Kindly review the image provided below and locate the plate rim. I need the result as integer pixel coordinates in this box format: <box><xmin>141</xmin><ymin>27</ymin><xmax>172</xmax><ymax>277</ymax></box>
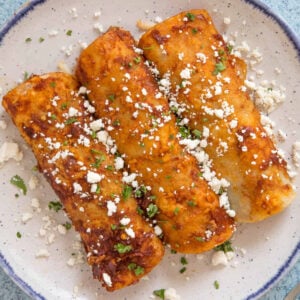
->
<box><xmin>0</xmin><ymin>0</ymin><xmax>299</xmax><ymax>299</ymax></box>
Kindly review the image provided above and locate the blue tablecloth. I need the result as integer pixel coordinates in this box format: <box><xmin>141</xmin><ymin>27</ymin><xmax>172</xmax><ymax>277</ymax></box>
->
<box><xmin>0</xmin><ymin>0</ymin><xmax>299</xmax><ymax>299</ymax></box>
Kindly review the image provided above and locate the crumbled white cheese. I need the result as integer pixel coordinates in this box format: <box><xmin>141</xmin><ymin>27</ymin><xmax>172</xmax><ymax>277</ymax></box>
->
<box><xmin>0</xmin><ymin>142</ymin><xmax>23</xmax><ymax>165</ymax></box>
<box><xmin>107</xmin><ymin>200</ymin><xmax>117</xmax><ymax>216</ymax></box>
<box><xmin>114</xmin><ymin>157</ymin><xmax>124</xmax><ymax>170</ymax></box>
<box><xmin>35</xmin><ymin>249</ymin><xmax>50</xmax><ymax>258</ymax></box>
<box><xmin>87</xmin><ymin>171</ymin><xmax>103</xmax><ymax>183</ymax></box>
<box><xmin>125</xmin><ymin>227</ymin><xmax>135</xmax><ymax>238</ymax></box>
<box><xmin>164</xmin><ymin>288</ymin><xmax>181</xmax><ymax>300</ymax></box>
<box><xmin>211</xmin><ymin>250</ymin><xmax>228</xmax><ymax>266</ymax></box>
<box><xmin>292</xmin><ymin>141</ymin><xmax>300</xmax><ymax>168</ymax></box>
<box><xmin>224</xmin><ymin>17</ymin><xmax>231</xmax><ymax>25</ymax></box>
<box><xmin>21</xmin><ymin>212</ymin><xmax>33</xmax><ymax>224</ymax></box>
<box><xmin>28</xmin><ymin>175</ymin><xmax>39</xmax><ymax>190</ymax></box>
<box><xmin>120</xmin><ymin>217</ymin><xmax>130</xmax><ymax>226</ymax></box>
<box><xmin>102</xmin><ymin>273</ymin><xmax>112</xmax><ymax>287</ymax></box>
<box><xmin>0</xmin><ymin>120</ymin><xmax>7</xmax><ymax>129</ymax></box>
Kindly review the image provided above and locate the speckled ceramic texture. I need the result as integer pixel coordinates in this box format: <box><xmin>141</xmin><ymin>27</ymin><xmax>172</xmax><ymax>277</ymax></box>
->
<box><xmin>0</xmin><ymin>0</ymin><xmax>299</xmax><ymax>299</ymax></box>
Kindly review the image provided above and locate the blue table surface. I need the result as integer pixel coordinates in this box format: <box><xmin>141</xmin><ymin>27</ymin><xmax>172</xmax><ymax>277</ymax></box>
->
<box><xmin>0</xmin><ymin>0</ymin><xmax>299</xmax><ymax>299</ymax></box>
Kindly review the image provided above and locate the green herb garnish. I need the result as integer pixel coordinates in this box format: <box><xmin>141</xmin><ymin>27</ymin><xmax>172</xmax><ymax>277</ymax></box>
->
<box><xmin>10</xmin><ymin>175</ymin><xmax>27</xmax><ymax>195</ymax></box>
<box><xmin>16</xmin><ymin>232</ymin><xmax>22</xmax><ymax>238</ymax></box>
<box><xmin>114</xmin><ymin>243</ymin><xmax>132</xmax><ymax>254</ymax></box>
<box><xmin>214</xmin><ymin>240</ymin><xmax>233</xmax><ymax>253</ymax></box>
<box><xmin>187</xmin><ymin>200</ymin><xmax>196</xmax><ymax>207</ymax></box>
<box><xmin>23</xmin><ymin>71</ymin><xmax>29</xmax><ymax>81</ymax></box>
<box><xmin>186</xmin><ymin>12</ymin><xmax>196</xmax><ymax>21</ymax></box>
<box><xmin>48</xmin><ymin>201</ymin><xmax>63</xmax><ymax>212</ymax></box>
<box><xmin>65</xmin><ymin>117</ymin><xmax>78</xmax><ymax>125</ymax></box>
<box><xmin>214</xmin><ymin>280</ymin><xmax>220</xmax><ymax>289</ymax></box>
<box><xmin>122</xmin><ymin>185</ymin><xmax>132</xmax><ymax>200</ymax></box>
<box><xmin>25</xmin><ymin>37</ymin><xmax>32</xmax><ymax>43</ymax></box>
<box><xmin>147</xmin><ymin>203</ymin><xmax>158</xmax><ymax>218</ymax></box>
<box><xmin>195</xmin><ymin>236</ymin><xmax>204</xmax><ymax>242</ymax></box>
<box><xmin>213</xmin><ymin>62</ymin><xmax>226</xmax><ymax>75</ymax></box>
<box><xmin>192</xmin><ymin>129</ymin><xmax>202</xmax><ymax>139</ymax></box>
<box><xmin>63</xmin><ymin>222</ymin><xmax>72</xmax><ymax>230</ymax></box>
<box><xmin>153</xmin><ymin>289</ymin><xmax>165</xmax><ymax>299</ymax></box>
<box><xmin>134</xmin><ymin>56</ymin><xmax>141</xmax><ymax>64</ymax></box>
<box><xmin>127</xmin><ymin>263</ymin><xmax>144</xmax><ymax>275</ymax></box>
<box><xmin>173</xmin><ymin>207</ymin><xmax>180</xmax><ymax>215</ymax></box>
<box><xmin>180</xmin><ymin>257</ymin><xmax>188</xmax><ymax>265</ymax></box>
<box><xmin>179</xmin><ymin>267</ymin><xmax>187</xmax><ymax>273</ymax></box>
<box><xmin>66</xmin><ymin>30</ymin><xmax>72</xmax><ymax>36</ymax></box>
<box><xmin>135</xmin><ymin>185</ymin><xmax>147</xmax><ymax>198</ymax></box>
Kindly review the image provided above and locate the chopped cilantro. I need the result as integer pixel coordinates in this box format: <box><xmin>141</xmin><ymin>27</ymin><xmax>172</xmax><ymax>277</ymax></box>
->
<box><xmin>25</xmin><ymin>37</ymin><xmax>32</xmax><ymax>43</ymax></box>
<box><xmin>95</xmin><ymin>184</ymin><xmax>101</xmax><ymax>194</ymax></box>
<box><xmin>170</xmin><ymin>249</ymin><xmax>177</xmax><ymax>254</ymax></box>
<box><xmin>111</xmin><ymin>224</ymin><xmax>117</xmax><ymax>230</ymax></box>
<box><xmin>108</xmin><ymin>94</ymin><xmax>115</xmax><ymax>101</ymax></box>
<box><xmin>178</xmin><ymin>125</ymin><xmax>191</xmax><ymax>138</ymax></box>
<box><xmin>49</xmin><ymin>81</ymin><xmax>56</xmax><ymax>88</ymax></box>
<box><xmin>128</xmin><ymin>263</ymin><xmax>144</xmax><ymax>275</ymax></box>
<box><xmin>192</xmin><ymin>27</ymin><xmax>198</xmax><ymax>34</ymax></box>
<box><xmin>192</xmin><ymin>129</ymin><xmax>202</xmax><ymax>138</ymax></box>
<box><xmin>39</xmin><ymin>37</ymin><xmax>45</xmax><ymax>43</ymax></box>
<box><xmin>135</xmin><ymin>185</ymin><xmax>147</xmax><ymax>198</ymax></box>
<box><xmin>66</xmin><ymin>30</ymin><xmax>72</xmax><ymax>36</ymax></box>
<box><xmin>91</xmin><ymin>130</ymin><xmax>97</xmax><ymax>139</ymax></box>
<box><xmin>214</xmin><ymin>240</ymin><xmax>233</xmax><ymax>253</ymax></box>
<box><xmin>153</xmin><ymin>289</ymin><xmax>165</xmax><ymax>299</ymax></box>
<box><xmin>179</xmin><ymin>267</ymin><xmax>187</xmax><ymax>273</ymax></box>
<box><xmin>218</xmin><ymin>187</ymin><xmax>225</xmax><ymax>195</ymax></box>
<box><xmin>10</xmin><ymin>175</ymin><xmax>27</xmax><ymax>195</ymax></box>
<box><xmin>122</xmin><ymin>185</ymin><xmax>132</xmax><ymax>200</ymax></box>
<box><xmin>214</xmin><ymin>280</ymin><xmax>220</xmax><ymax>289</ymax></box>
<box><xmin>63</xmin><ymin>222</ymin><xmax>72</xmax><ymax>230</ymax></box>
<box><xmin>147</xmin><ymin>203</ymin><xmax>158</xmax><ymax>218</ymax></box>
<box><xmin>173</xmin><ymin>207</ymin><xmax>180</xmax><ymax>215</ymax></box>
<box><xmin>134</xmin><ymin>56</ymin><xmax>141</xmax><ymax>64</ymax></box>
<box><xmin>134</xmin><ymin>265</ymin><xmax>144</xmax><ymax>276</ymax></box>
<box><xmin>114</xmin><ymin>243</ymin><xmax>132</xmax><ymax>254</ymax></box>
<box><xmin>65</xmin><ymin>117</ymin><xmax>78</xmax><ymax>125</ymax></box>
<box><xmin>187</xmin><ymin>200</ymin><xmax>196</xmax><ymax>207</ymax></box>
<box><xmin>195</xmin><ymin>236</ymin><xmax>204</xmax><ymax>242</ymax></box>
<box><xmin>50</xmin><ymin>114</ymin><xmax>57</xmax><ymax>120</ymax></box>
<box><xmin>180</xmin><ymin>257</ymin><xmax>188</xmax><ymax>265</ymax></box>
<box><xmin>112</xmin><ymin>119</ymin><xmax>120</xmax><ymax>126</ymax></box>
<box><xmin>61</xmin><ymin>102</ymin><xmax>68</xmax><ymax>110</ymax></box>
<box><xmin>16</xmin><ymin>232</ymin><xmax>22</xmax><ymax>238</ymax></box>
<box><xmin>105</xmin><ymin>165</ymin><xmax>114</xmax><ymax>171</ymax></box>
<box><xmin>91</xmin><ymin>156</ymin><xmax>105</xmax><ymax>168</ymax></box>
<box><xmin>48</xmin><ymin>201</ymin><xmax>63</xmax><ymax>212</ymax></box>
<box><xmin>90</xmin><ymin>149</ymin><xmax>102</xmax><ymax>155</ymax></box>
<box><xmin>186</xmin><ymin>12</ymin><xmax>196</xmax><ymax>21</ymax></box>
<box><xmin>213</xmin><ymin>62</ymin><xmax>226</xmax><ymax>75</ymax></box>
<box><xmin>23</xmin><ymin>71</ymin><xmax>29</xmax><ymax>81</ymax></box>
<box><xmin>136</xmin><ymin>206</ymin><xmax>144</xmax><ymax>215</ymax></box>
<box><xmin>226</xmin><ymin>44</ymin><xmax>233</xmax><ymax>53</ymax></box>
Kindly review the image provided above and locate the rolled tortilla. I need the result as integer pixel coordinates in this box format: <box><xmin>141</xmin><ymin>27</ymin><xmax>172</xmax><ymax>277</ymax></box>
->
<box><xmin>2</xmin><ymin>72</ymin><xmax>164</xmax><ymax>291</ymax></box>
<box><xmin>139</xmin><ymin>9</ymin><xmax>295</xmax><ymax>222</ymax></box>
<box><xmin>76</xmin><ymin>27</ymin><xmax>234</xmax><ymax>253</ymax></box>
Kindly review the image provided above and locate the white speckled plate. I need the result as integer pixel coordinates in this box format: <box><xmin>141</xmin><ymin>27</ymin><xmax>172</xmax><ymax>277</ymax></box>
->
<box><xmin>0</xmin><ymin>1</ymin><xmax>299</xmax><ymax>299</ymax></box>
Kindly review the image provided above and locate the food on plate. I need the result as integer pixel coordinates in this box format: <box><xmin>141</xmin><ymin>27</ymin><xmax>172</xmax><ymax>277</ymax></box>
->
<box><xmin>76</xmin><ymin>27</ymin><xmax>235</xmax><ymax>254</ymax></box>
<box><xmin>138</xmin><ymin>9</ymin><xmax>295</xmax><ymax>222</ymax></box>
<box><xmin>2</xmin><ymin>72</ymin><xmax>164</xmax><ymax>291</ymax></box>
